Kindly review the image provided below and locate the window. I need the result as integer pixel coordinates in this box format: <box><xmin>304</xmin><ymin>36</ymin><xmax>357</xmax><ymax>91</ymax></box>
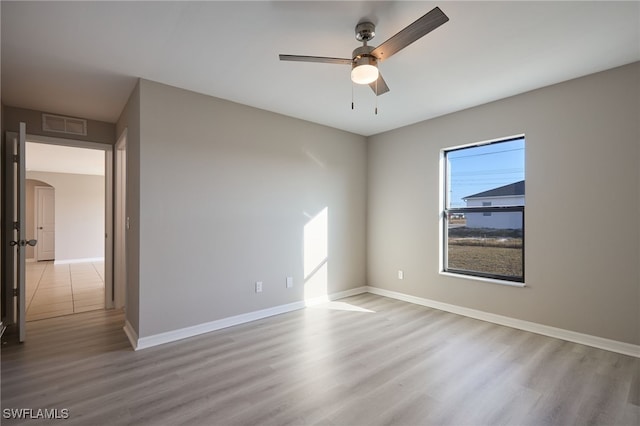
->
<box><xmin>442</xmin><ymin>136</ymin><xmax>525</xmax><ymax>283</ymax></box>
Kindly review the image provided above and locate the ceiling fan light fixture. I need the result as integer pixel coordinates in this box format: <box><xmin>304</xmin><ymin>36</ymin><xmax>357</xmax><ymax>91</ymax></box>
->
<box><xmin>351</xmin><ymin>56</ymin><xmax>379</xmax><ymax>85</ymax></box>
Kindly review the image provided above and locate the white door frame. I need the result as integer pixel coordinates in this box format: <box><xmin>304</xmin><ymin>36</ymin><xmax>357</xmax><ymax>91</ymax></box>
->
<box><xmin>114</xmin><ymin>129</ymin><xmax>127</xmax><ymax>309</ymax></box>
<box><xmin>25</xmin><ymin>133</ymin><xmax>114</xmax><ymax>310</ymax></box>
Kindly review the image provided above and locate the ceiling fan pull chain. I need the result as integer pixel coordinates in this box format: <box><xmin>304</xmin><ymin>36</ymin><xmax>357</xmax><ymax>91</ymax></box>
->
<box><xmin>351</xmin><ymin>83</ymin><xmax>355</xmax><ymax>110</ymax></box>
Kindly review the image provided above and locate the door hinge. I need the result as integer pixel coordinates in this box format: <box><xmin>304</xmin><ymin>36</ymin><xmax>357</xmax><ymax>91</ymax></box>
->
<box><xmin>12</xmin><ymin>154</ymin><xmax>19</xmax><ymax>163</ymax></box>
<box><xmin>13</xmin><ymin>288</ymin><xmax>18</xmax><ymax>297</ymax></box>
<box><xmin>13</xmin><ymin>222</ymin><xmax>20</xmax><ymax>231</ymax></box>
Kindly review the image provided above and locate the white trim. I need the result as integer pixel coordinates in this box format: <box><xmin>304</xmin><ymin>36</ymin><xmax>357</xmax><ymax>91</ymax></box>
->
<box><xmin>54</xmin><ymin>257</ymin><xmax>104</xmax><ymax>265</ymax></box>
<box><xmin>123</xmin><ymin>320</ymin><xmax>139</xmax><ymax>351</ymax></box>
<box><xmin>439</xmin><ymin>271</ymin><xmax>526</xmax><ymax>288</ymax></box>
<box><xmin>26</xmin><ymin>258</ymin><xmax>36</xmax><ymax>263</ymax></box>
<box><xmin>332</xmin><ymin>286</ymin><xmax>368</xmax><ymax>299</ymax></box>
<box><xmin>129</xmin><ymin>286</ymin><xmax>368</xmax><ymax>351</ymax></box>
<box><xmin>304</xmin><ymin>286</ymin><xmax>368</xmax><ymax>307</ymax></box>
<box><xmin>113</xmin><ymin>129</ymin><xmax>127</xmax><ymax>310</ymax></box>
<box><xmin>443</xmin><ymin>133</ymin><xmax>526</xmax><ymax>153</ymax></box>
<box><xmin>135</xmin><ymin>301</ymin><xmax>306</xmax><ymax>350</ymax></box>
<box><xmin>366</xmin><ymin>286</ymin><xmax>640</xmax><ymax>358</ymax></box>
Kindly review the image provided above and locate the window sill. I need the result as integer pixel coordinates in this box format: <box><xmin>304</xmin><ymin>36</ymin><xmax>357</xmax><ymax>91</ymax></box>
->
<box><xmin>439</xmin><ymin>271</ymin><xmax>526</xmax><ymax>288</ymax></box>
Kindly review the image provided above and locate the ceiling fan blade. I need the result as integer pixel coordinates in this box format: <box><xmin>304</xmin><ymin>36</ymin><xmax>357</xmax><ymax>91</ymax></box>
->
<box><xmin>279</xmin><ymin>54</ymin><xmax>352</xmax><ymax>65</ymax></box>
<box><xmin>369</xmin><ymin>73</ymin><xmax>390</xmax><ymax>96</ymax></box>
<box><xmin>371</xmin><ymin>7</ymin><xmax>449</xmax><ymax>61</ymax></box>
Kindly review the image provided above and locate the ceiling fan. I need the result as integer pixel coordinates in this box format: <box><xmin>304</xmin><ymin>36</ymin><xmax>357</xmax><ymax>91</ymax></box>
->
<box><xmin>279</xmin><ymin>6</ymin><xmax>449</xmax><ymax>96</ymax></box>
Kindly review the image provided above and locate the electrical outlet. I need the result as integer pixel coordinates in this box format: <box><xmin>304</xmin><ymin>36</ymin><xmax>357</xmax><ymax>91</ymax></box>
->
<box><xmin>286</xmin><ymin>276</ymin><xmax>293</xmax><ymax>288</ymax></box>
<box><xmin>255</xmin><ymin>281</ymin><xmax>263</xmax><ymax>293</ymax></box>
<box><xmin>398</xmin><ymin>270</ymin><xmax>404</xmax><ymax>280</ymax></box>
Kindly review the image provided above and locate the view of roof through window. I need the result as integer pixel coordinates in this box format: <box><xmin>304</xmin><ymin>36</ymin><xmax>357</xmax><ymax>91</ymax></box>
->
<box><xmin>446</xmin><ymin>137</ymin><xmax>525</xmax><ymax>208</ymax></box>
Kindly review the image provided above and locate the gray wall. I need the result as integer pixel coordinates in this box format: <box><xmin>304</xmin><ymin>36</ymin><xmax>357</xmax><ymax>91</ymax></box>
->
<box><xmin>367</xmin><ymin>62</ymin><xmax>640</xmax><ymax>345</ymax></box>
<box><xmin>131</xmin><ymin>80</ymin><xmax>367</xmax><ymax>338</ymax></box>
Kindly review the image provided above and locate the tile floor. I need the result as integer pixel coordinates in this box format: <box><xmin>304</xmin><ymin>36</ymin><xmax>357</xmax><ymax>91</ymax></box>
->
<box><xmin>25</xmin><ymin>261</ymin><xmax>105</xmax><ymax>321</ymax></box>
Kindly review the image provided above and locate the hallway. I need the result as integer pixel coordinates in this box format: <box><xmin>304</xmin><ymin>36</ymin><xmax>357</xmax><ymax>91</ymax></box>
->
<box><xmin>25</xmin><ymin>261</ymin><xmax>105</xmax><ymax>321</ymax></box>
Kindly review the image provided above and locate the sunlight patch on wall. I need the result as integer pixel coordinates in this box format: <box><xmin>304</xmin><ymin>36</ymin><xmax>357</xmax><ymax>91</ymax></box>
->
<box><xmin>304</xmin><ymin>207</ymin><xmax>328</xmax><ymax>305</ymax></box>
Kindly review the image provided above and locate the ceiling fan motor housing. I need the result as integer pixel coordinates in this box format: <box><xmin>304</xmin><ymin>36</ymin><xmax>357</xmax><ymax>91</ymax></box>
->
<box><xmin>352</xmin><ymin>45</ymin><xmax>377</xmax><ymax>65</ymax></box>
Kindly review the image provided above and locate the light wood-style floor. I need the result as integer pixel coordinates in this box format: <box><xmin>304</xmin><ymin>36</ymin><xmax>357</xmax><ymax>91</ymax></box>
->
<box><xmin>2</xmin><ymin>293</ymin><xmax>638</xmax><ymax>425</ymax></box>
<box><xmin>25</xmin><ymin>261</ymin><xmax>105</xmax><ymax>321</ymax></box>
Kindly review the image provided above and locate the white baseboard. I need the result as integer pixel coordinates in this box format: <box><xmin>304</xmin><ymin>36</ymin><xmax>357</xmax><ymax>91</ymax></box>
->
<box><xmin>130</xmin><ymin>286</ymin><xmax>369</xmax><ymax>351</ymax></box>
<box><xmin>135</xmin><ymin>301</ymin><xmax>305</xmax><ymax>350</ymax></box>
<box><xmin>331</xmin><ymin>286</ymin><xmax>369</xmax><ymax>299</ymax></box>
<box><xmin>54</xmin><ymin>257</ymin><xmax>105</xmax><ymax>265</ymax></box>
<box><xmin>125</xmin><ymin>284</ymin><xmax>638</xmax><ymax>358</ymax></box>
<box><xmin>366</xmin><ymin>286</ymin><xmax>640</xmax><ymax>358</ymax></box>
<box><xmin>304</xmin><ymin>286</ymin><xmax>369</xmax><ymax>307</ymax></box>
<box><xmin>123</xmin><ymin>320</ymin><xmax>139</xmax><ymax>351</ymax></box>
<box><xmin>26</xmin><ymin>258</ymin><xmax>36</xmax><ymax>263</ymax></box>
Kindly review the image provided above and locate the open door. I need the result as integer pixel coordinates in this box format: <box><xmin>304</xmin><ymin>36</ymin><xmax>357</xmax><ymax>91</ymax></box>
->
<box><xmin>2</xmin><ymin>122</ymin><xmax>36</xmax><ymax>342</ymax></box>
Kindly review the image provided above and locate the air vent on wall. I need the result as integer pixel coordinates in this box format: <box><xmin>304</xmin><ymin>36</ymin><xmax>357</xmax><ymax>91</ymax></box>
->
<box><xmin>42</xmin><ymin>113</ymin><xmax>87</xmax><ymax>136</ymax></box>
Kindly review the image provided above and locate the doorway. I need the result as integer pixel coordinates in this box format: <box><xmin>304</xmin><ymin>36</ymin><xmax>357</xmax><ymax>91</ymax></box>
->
<box><xmin>22</xmin><ymin>134</ymin><xmax>115</xmax><ymax>321</ymax></box>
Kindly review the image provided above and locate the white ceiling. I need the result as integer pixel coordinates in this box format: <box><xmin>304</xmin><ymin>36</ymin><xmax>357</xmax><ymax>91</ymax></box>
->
<box><xmin>2</xmin><ymin>1</ymin><xmax>639</xmax><ymax>136</ymax></box>
<box><xmin>26</xmin><ymin>142</ymin><xmax>105</xmax><ymax>176</ymax></box>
